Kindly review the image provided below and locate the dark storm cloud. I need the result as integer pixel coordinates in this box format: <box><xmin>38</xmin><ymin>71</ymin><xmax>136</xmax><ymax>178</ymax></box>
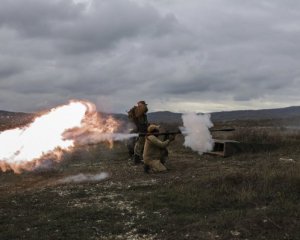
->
<box><xmin>0</xmin><ymin>0</ymin><xmax>179</xmax><ymax>54</ymax></box>
<box><xmin>0</xmin><ymin>0</ymin><xmax>184</xmax><ymax>111</ymax></box>
<box><xmin>0</xmin><ymin>0</ymin><xmax>300</xmax><ymax>112</ymax></box>
<box><xmin>0</xmin><ymin>62</ymin><xmax>23</xmax><ymax>79</ymax></box>
<box><xmin>0</xmin><ymin>0</ymin><xmax>82</xmax><ymax>36</ymax></box>
<box><xmin>141</xmin><ymin>0</ymin><xmax>300</xmax><ymax>107</ymax></box>
<box><xmin>54</xmin><ymin>1</ymin><xmax>166</xmax><ymax>54</ymax></box>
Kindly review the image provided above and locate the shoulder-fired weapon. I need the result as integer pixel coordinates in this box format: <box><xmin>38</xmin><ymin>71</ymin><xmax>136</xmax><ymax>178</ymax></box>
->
<box><xmin>138</xmin><ymin>128</ymin><xmax>235</xmax><ymax>137</ymax></box>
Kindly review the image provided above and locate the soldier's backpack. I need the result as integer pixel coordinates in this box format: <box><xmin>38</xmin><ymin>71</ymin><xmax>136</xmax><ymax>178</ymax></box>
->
<box><xmin>127</xmin><ymin>106</ymin><xmax>138</xmax><ymax>123</ymax></box>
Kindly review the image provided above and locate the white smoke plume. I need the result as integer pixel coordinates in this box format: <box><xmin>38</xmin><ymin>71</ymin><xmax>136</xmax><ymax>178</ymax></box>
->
<box><xmin>68</xmin><ymin>132</ymin><xmax>137</xmax><ymax>146</ymax></box>
<box><xmin>180</xmin><ymin>113</ymin><xmax>214</xmax><ymax>154</ymax></box>
<box><xmin>58</xmin><ymin>172</ymin><xmax>109</xmax><ymax>184</ymax></box>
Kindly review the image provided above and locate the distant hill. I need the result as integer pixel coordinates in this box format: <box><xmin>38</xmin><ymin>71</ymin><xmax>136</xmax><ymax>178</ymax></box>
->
<box><xmin>0</xmin><ymin>110</ymin><xmax>30</xmax><ymax>117</ymax></box>
<box><xmin>0</xmin><ymin>111</ymin><xmax>34</xmax><ymax>130</ymax></box>
<box><xmin>0</xmin><ymin>110</ymin><xmax>33</xmax><ymax>121</ymax></box>
<box><xmin>1</xmin><ymin>106</ymin><xmax>300</xmax><ymax>129</ymax></box>
<box><xmin>210</xmin><ymin>106</ymin><xmax>300</xmax><ymax>122</ymax></box>
<box><xmin>146</xmin><ymin>106</ymin><xmax>300</xmax><ymax>123</ymax></box>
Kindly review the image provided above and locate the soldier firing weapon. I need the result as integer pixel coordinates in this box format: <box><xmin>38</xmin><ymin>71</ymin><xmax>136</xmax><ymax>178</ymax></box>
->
<box><xmin>138</xmin><ymin>128</ymin><xmax>235</xmax><ymax>137</ymax></box>
<box><xmin>138</xmin><ymin>127</ymin><xmax>235</xmax><ymax>169</ymax></box>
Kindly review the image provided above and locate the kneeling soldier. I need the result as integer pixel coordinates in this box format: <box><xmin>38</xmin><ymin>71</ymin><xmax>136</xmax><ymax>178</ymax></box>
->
<box><xmin>143</xmin><ymin>124</ymin><xmax>175</xmax><ymax>173</ymax></box>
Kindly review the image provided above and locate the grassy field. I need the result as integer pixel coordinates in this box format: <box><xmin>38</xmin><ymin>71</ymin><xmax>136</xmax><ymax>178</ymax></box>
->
<box><xmin>0</xmin><ymin>122</ymin><xmax>299</xmax><ymax>240</ymax></box>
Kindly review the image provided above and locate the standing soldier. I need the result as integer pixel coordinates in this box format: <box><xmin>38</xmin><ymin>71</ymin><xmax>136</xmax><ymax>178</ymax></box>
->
<box><xmin>127</xmin><ymin>100</ymin><xmax>149</xmax><ymax>164</ymax></box>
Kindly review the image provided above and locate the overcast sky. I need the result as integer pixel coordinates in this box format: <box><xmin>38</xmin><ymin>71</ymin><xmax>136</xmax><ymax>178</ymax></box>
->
<box><xmin>0</xmin><ymin>0</ymin><xmax>299</xmax><ymax>113</ymax></box>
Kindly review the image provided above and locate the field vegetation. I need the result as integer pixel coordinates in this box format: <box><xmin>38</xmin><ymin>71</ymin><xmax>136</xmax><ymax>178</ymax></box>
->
<box><xmin>0</xmin><ymin>119</ymin><xmax>299</xmax><ymax>240</ymax></box>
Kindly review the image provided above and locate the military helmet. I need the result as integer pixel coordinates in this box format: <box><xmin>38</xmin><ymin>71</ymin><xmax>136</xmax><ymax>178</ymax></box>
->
<box><xmin>137</xmin><ymin>100</ymin><xmax>147</xmax><ymax>105</ymax></box>
<box><xmin>147</xmin><ymin>124</ymin><xmax>160</xmax><ymax>133</ymax></box>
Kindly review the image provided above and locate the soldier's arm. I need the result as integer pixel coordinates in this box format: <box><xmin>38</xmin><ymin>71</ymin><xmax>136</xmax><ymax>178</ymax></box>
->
<box><xmin>147</xmin><ymin>135</ymin><xmax>170</xmax><ymax>149</ymax></box>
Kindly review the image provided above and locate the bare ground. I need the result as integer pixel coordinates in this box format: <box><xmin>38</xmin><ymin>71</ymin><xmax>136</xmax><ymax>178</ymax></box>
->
<box><xmin>0</xmin><ymin>130</ymin><xmax>300</xmax><ymax>240</ymax></box>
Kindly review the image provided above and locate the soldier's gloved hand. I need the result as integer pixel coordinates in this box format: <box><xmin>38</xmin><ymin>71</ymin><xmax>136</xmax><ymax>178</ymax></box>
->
<box><xmin>163</xmin><ymin>133</ymin><xmax>169</xmax><ymax>141</ymax></box>
<box><xmin>168</xmin><ymin>134</ymin><xmax>176</xmax><ymax>141</ymax></box>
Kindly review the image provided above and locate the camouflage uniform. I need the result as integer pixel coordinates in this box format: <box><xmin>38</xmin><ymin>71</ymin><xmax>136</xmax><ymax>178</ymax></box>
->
<box><xmin>132</xmin><ymin>101</ymin><xmax>149</xmax><ymax>163</ymax></box>
<box><xmin>143</xmin><ymin>134</ymin><xmax>171</xmax><ymax>173</ymax></box>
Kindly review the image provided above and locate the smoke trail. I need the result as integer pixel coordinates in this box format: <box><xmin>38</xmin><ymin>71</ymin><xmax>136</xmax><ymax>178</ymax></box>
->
<box><xmin>69</xmin><ymin>132</ymin><xmax>137</xmax><ymax>145</ymax></box>
<box><xmin>180</xmin><ymin>113</ymin><xmax>214</xmax><ymax>154</ymax></box>
<box><xmin>62</xmin><ymin>109</ymin><xmax>136</xmax><ymax>146</ymax></box>
<box><xmin>58</xmin><ymin>172</ymin><xmax>109</xmax><ymax>183</ymax></box>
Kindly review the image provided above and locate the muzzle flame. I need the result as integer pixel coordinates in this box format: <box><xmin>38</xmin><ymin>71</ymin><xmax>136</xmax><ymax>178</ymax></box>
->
<box><xmin>0</xmin><ymin>100</ymin><xmax>119</xmax><ymax>173</ymax></box>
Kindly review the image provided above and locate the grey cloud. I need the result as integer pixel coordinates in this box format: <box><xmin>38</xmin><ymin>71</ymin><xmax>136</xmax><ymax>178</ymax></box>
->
<box><xmin>0</xmin><ymin>0</ymin><xmax>82</xmax><ymax>36</ymax></box>
<box><xmin>161</xmin><ymin>71</ymin><xmax>238</xmax><ymax>95</ymax></box>
<box><xmin>0</xmin><ymin>0</ymin><xmax>300</xmax><ymax>113</ymax></box>
<box><xmin>55</xmin><ymin>1</ymin><xmax>180</xmax><ymax>54</ymax></box>
<box><xmin>0</xmin><ymin>0</ymin><xmax>180</xmax><ymax>54</ymax></box>
<box><xmin>0</xmin><ymin>62</ymin><xmax>23</xmax><ymax>79</ymax></box>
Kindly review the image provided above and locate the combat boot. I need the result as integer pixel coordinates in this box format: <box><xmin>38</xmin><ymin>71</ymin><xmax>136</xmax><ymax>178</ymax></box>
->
<box><xmin>144</xmin><ymin>164</ymin><xmax>150</xmax><ymax>173</ymax></box>
<box><xmin>133</xmin><ymin>154</ymin><xmax>142</xmax><ymax>164</ymax></box>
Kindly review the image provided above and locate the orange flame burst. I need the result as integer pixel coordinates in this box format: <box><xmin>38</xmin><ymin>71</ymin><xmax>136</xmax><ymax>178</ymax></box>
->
<box><xmin>0</xmin><ymin>100</ymin><xmax>119</xmax><ymax>173</ymax></box>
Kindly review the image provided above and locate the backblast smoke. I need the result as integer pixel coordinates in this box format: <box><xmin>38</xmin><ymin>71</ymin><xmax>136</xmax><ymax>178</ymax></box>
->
<box><xmin>180</xmin><ymin>113</ymin><xmax>214</xmax><ymax>154</ymax></box>
<box><xmin>0</xmin><ymin>100</ymin><xmax>133</xmax><ymax>173</ymax></box>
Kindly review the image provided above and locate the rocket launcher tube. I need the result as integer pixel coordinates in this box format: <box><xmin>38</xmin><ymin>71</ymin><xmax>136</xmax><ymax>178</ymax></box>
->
<box><xmin>138</xmin><ymin>128</ymin><xmax>235</xmax><ymax>136</ymax></box>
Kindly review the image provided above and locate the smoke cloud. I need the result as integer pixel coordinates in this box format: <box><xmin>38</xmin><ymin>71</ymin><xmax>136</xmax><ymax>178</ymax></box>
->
<box><xmin>58</xmin><ymin>172</ymin><xmax>109</xmax><ymax>184</ymax></box>
<box><xmin>62</xmin><ymin>103</ymin><xmax>136</xmax><ymax>146</ymax></box>
<box><xmin>181</xmin><ymin>113</ymin><xmax>214</xmax><ymax>154</ymax></box>
<box><xmin>70</xmin><ymin>132</ymin><xmax>137</xmax><ymax>146</ymax></box>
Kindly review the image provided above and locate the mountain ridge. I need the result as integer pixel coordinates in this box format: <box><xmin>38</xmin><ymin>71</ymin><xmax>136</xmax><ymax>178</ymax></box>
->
<box><xmin>145</xmin><ymin>106</ymin><xmax>300</xmax><ymax>123</ymax></box>
<box><xmin>1</xmin><ymin>106</ymin><xmax>300</xmax><ymax>124</ymax></box>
